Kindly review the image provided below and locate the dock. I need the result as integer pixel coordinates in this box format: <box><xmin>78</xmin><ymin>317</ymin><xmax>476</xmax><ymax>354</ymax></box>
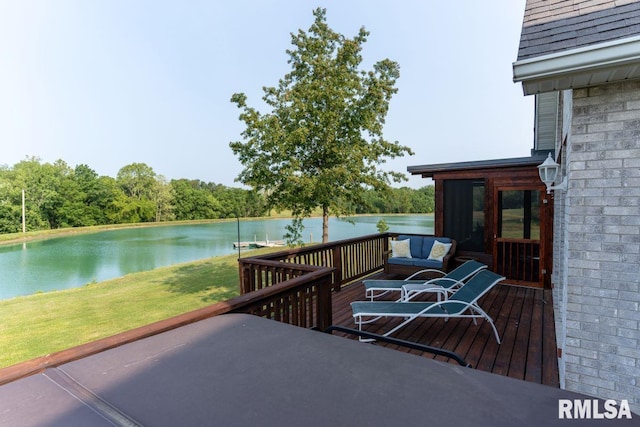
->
<box><xmin>233</xmin><ymin>236</ymin><xmax>285</xmax><ymax>249</ymax></box>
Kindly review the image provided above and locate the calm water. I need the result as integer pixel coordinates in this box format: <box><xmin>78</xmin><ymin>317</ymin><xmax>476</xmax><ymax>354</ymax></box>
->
<box><xmin>0</xmin><ymin>215</ymin><xmax>433</xmax><ymax>300</ymax></box>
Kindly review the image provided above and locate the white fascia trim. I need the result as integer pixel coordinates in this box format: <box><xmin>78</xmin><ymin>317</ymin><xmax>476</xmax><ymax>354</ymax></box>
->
<box><xmin>513</xmin><ymin>34</ymin><xmax>640</xmax><ymax>83</ymax></box>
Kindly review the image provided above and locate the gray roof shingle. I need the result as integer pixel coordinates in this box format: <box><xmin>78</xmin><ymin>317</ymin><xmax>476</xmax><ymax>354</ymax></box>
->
<box><xmin>518</xmin><ymin>0</ymin><xmax>640</xmax><ymax>60</ymax></box>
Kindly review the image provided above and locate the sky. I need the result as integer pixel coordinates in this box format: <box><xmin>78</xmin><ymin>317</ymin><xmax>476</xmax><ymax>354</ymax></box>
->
<box><xmin>0</xmin><ymin>1</ymin><xmax>532</xmax><ymax>189</ymax></box>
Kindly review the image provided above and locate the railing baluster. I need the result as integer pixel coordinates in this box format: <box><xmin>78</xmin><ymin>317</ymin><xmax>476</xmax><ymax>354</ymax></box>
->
<box><xmin>234</xmin><ymin>233</ymin><xmax>390</xmax><ymax>330</ymax></box>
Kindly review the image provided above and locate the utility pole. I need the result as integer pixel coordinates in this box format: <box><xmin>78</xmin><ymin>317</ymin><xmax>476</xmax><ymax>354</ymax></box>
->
<box><xmin>22</xmin><ymin>189</ymin><xmax>26</xmax><ymax>233</ymax></box>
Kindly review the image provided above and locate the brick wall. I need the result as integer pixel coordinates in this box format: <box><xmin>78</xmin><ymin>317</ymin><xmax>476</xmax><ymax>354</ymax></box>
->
<box><xmin>560</xmin><ymin>80</ymin><xmax>640</xmax><ymax>411</ymax></box>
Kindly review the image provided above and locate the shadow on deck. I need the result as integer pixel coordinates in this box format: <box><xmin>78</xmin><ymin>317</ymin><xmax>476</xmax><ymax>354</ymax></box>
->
<box><xmin>331</xmin><ymin>274</ymin><xmax>560</xmax><ymax>388</ymax></box>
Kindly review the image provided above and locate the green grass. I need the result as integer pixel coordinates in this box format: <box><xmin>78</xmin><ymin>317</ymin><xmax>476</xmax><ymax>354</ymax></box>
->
<box><xmin>0</xmin><ymin>247</ymin><xmax>278</xmax><ymax>369</ymax></box>
<box><xmin>500</xmin><ymin>208</ymin><xmax>541</xmax><ymax>239</ymax></box>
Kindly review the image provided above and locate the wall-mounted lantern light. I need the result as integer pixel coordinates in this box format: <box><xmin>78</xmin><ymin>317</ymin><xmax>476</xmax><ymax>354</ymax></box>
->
<box><xmin>538</xmin><ymin>153</ymin><xmax>567</xmax><ymax>194</ymax></box>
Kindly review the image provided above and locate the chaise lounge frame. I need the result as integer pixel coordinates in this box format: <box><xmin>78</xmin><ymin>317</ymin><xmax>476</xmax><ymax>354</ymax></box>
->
<box><xmin>352</xmin><ymin>270</ymin><xmax>505</xmax><ymax>344</ymax></box>
<box><xmin>363</xmin><ymin>260</ymin><xmax>487</xmax><ymax>301</ymax></box>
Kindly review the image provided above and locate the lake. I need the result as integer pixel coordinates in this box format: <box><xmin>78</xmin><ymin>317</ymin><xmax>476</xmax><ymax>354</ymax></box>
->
<box><xmin>0</xmin><ymin>215</ymin><xmax>433</xmax><ymax>300</ymax></box>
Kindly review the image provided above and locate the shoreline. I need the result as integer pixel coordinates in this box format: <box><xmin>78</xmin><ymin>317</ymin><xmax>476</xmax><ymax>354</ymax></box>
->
<box><xmin>0</xmin><ymin>212</ymin><xmax>431</xmax><ymax>247</ymax></box>
<box><xmin>0</xmin><ymin>219</ymin><xmax>235</xmax><ymax>246</ymax></box>
<box><xmin>0</xmin><ymin>212</ymin><xmax>433</xmax><ymax>300</ymax></box>
<box><xmin>0</xmin><ymin>217</ymin><xmax>265</xmax><ymax>247</ymax></box>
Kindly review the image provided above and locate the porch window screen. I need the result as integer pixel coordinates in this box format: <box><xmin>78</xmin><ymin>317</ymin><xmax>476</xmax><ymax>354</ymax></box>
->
<box><xmin>443</xmin><ymin>180</ymin><xmax>485</xmax><ymax>252</ymax></box>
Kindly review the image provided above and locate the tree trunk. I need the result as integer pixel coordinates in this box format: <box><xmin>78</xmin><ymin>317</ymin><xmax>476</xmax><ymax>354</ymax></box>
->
<box><xmin>322</xmin><ymin>205</ymin><xmax>329</xmax><ymax>243</ymax></box>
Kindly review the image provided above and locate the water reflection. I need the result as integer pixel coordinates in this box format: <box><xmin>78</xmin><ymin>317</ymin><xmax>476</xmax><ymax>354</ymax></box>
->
<box><xmin>0</xmin><ymin>215</ymin><xmax>433</xmax><ymax>299</ymax></box>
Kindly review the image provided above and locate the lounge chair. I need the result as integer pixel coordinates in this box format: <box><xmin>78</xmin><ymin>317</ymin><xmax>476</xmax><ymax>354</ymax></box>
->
<box><xmin>362</xmin><ymin>260</ymin><xmax>487</xmax><ymax>301</ymax></box>
<box><xmin>351</xmin><ymin>270</ymin><xmax>505</xmax><ymax>344</ymax></box>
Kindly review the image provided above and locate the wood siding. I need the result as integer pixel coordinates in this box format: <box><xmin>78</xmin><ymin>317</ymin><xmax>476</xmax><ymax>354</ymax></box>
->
<box><xmin>431</xmin><ymin>166</ymin><xmax>554</xmax><ymax>288</ymax></box>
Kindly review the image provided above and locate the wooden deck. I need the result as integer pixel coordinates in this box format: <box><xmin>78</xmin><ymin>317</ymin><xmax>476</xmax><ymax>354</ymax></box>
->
<box><xmin>331</xmin><ymin>275</ymin><xmax>560</xmax><ymax>388</ymax></box>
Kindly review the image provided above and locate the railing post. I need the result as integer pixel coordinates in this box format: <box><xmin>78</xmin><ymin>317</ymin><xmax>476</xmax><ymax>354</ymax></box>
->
<box><xmin>317</xmin><ymin>276</ymin><xmax>333</xmax><ymax>332</ymax></box>
<box><xmin>332</xmin><ymin>246</ymin><xmax>342</xmax><ymax>292</ymax></box>
<box><xmin>238</xmin><ymin>260</ymin><xmax>245</xmax><ymax>294</ymax></box>
<box><xmin>382</xmin><ymin>232</ymin><xmax>390</xmax><ymax>274</ymax></box>
<box><xmin>238</xmin><ymin>261</ymin><xmax>253</xmax><ymax>294</ymax></box>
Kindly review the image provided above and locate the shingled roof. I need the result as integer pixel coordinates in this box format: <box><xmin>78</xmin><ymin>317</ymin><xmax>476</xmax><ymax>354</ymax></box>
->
<box><xmin>513</xmin><ymin>0</ymin><xmax>640</xmax><ymax>94</ymax></box>
<box><xmin>518</xmin><ymin>0</ymin><xmax>640</xmax><ymax>60</ymax></box>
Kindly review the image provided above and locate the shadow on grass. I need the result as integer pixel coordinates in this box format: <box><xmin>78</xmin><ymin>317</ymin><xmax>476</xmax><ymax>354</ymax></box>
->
<box><xmin>158</xmin><ymin>262</ymin><xmax>240</xmax><ymax>303</ymax></box>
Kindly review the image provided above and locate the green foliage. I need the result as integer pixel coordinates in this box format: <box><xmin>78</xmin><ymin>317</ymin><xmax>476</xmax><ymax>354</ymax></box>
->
<box><xmin>0</xmin><ymin>158</ymin><xmax>268</xmax><ymax>233</ymax></box>
<box><xmin>355</xmin><ymin>185</ymin><xmax>435</xmax><ymax>214</ymax></box>
<box><xmin>154</xmin><ymin>175</ymin><xmax>174</xmax><ymax>222</ymax></box>
<box><xmin>283</xmin><ymin>217</ymin><xmax>305</xmax><ymax>246</ymax></box>
<box><xmin>0</xmin><ymin>166</ymin><xmax>21</xmax><ymax>233</ymax></box>
<box><xmin>230</xmin><ymin>8</ymin><xmax>413</xmax><ymax>243</ymax></box>
<box><xmin>116</xmin><ymin>162</ymin><xmax>157</xmax><ymax>200</ymax></box>
<box><xmin>0</xmin><ymin>156</ymin><xmax>433</xmax><ymax>234</ymax></box>
<box><xmin>170</xmin><ymin>179</ymin><xmax>222</xmax><ymax>220</ymax></box>
<box><xmin>376</xmin><ymin>218</ymin><xmax>389</xmax><ymax>233</ymax></box>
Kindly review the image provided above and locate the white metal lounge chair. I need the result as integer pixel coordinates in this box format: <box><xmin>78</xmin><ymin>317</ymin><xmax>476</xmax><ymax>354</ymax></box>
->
<box><xmin>351</xmin><ymin>270</ymin><xmax>505</xmax><ymax>344</ymax></box>
<box><xmin>362</xmin><ymin>260</ymin><xmax>487</xmax><ymax>301</ymax></box>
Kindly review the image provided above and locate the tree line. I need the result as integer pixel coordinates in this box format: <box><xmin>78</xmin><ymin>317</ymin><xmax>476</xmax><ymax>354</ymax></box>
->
<box><xmin>0</xmin><ymin>157</ymin><xmax>434</xmax><ymax>234</ymax></box>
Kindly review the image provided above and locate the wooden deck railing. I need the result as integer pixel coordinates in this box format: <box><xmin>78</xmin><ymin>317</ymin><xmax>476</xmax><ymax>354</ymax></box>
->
<box><xmin>234</xmin><ymin>261</ymin><xmax>334</xmax><ymax>330</ymax></box>
<box><xmin>239</xmin><ymin>233</ymin><xmax>389</xmax><ymax>293</ymax></box>
<box><xmin>495</xmin><ymin>238</ymin><xmax>541</xmax><ymax>286</ymax></box>
<box><xmin>0</xmin><ymin>264</ymin><xmax>335</xmax><ymax>386</ymax></box>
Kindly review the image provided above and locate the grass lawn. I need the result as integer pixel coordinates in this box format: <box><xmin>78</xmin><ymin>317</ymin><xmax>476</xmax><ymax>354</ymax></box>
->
<box><xmin>0</xmin><ymin>247</ymin><xmax>277</xmax><ymax>369</ymax></box>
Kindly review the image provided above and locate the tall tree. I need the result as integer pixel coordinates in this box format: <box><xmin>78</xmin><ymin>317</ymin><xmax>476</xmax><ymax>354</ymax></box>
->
<box><xmin>12</xmin><ymin>157</ymin><xmax>60</xmax><ymax>230</ymax></box>
<box><xmin>115</xmin><ymin>163</ymin><xmax>157</xmax><ymax>222</ymax></box>
<box><xmin>170</xmin><ymin>179</ymin><xmax>221</xmax><ymax>220</ymax></box>
<box><xmin>230</xmin><ymin>8</ymin><xmax>413</xmax><ymax>243</ymax></box>
<box><xmin>0</xmin><ymin>166</ymin><xmax>22</xmax><ymax>233</ymax></box>
<box><xmin>116</xmin><ymin>163</ymin><xmax>157</xmax><ymax>201</ymax></box>
<box><xmin>154</xmin><ymin>175</ymin><xmax>174</xmax><ymax>222</ymax></box>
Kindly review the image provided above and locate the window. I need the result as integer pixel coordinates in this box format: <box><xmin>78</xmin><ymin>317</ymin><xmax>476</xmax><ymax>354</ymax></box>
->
<box><xmin>443</xmin><ymin>180</ymin><xmax>485</xmax><ymax>252</ymax></box>
<box><xmin>498</xmin><ymin>190</ymin><xmax>540</xmax><ymax>240</ymax></box>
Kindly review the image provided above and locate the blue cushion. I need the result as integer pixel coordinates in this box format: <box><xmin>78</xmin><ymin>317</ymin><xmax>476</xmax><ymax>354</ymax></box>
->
<box><xmin>421</xmin><ymin>238</ymin><xmax>435</xmax><ymax>259</ymax></box>
<box><xmin>387</xmin><ymin>257</ymin><xmax>416</xmax><ymax>266</ymax></box>
<box><xmin>397</xmin><ymin>235</ymin><xmax>424</xmax><ymax>258</ymax></box>
<box><xmin>411</xmin><ymin>258</ymin><xmax>443</xmax><ymax>269</ymax></box>
<box><xmin>388</xmin><ymin>257</ymin><xmax>443</xmax><ymax>269</ymax></box>
<box><xmin>391</xmin><ymin>235</ymin><xmax>452</xmax><ymax>272</ymax></box>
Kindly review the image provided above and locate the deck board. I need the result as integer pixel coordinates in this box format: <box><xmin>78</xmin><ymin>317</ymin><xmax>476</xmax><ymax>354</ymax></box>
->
<box><xmin>332</xmin><ymin>274</ymin><xmax>560</xmax><ymax>388</ymax></box>
<box><xmin>525</xmin><ymin>289</ymin><xmax>544</xmax><ymax>383</ymax></box>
